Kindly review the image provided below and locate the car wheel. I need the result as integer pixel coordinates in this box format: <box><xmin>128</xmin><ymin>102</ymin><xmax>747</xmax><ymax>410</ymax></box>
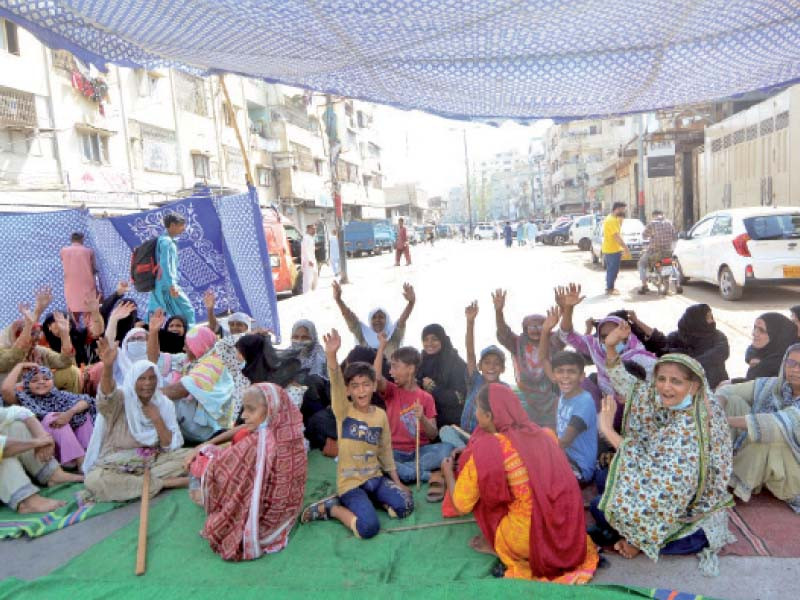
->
<box><xmin>578</xmin><ymin>238</ymin><xmax>591</xmax><ymax>251</ymax></box>
<box><xmin>554</xmin><ymin>234</ymin><xmax>566</xmax><ymax>245</ymax></box>
<box><xmin>719</xmin><ymin>266</ymin><xmax>744</xmax><ymax>301</ymax></box>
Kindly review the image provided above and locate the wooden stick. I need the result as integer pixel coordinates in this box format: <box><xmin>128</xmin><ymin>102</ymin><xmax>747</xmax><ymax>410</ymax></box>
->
<box><xmin>415</xmin><ymin>417</ymin><xmax>421</xmax><ymax>491</ymax></box>
<box><xmin>451</xmin><ymin>425</ymin><xmax>471</xmax><ymax>439</ymax></box>
<box><xmin>135</xmin><ymin>466</ymin><xmax>151</xmax><ymax>576</ymax></box>
<box><xmin>218</xmin><ymin>74</ymin><xmax>254</xmax><ymax>188</ymax></box>
<box><xmin>385</xmin><ymin>518</ymin><xmax>476</xmax><ymax>533</ymax></box>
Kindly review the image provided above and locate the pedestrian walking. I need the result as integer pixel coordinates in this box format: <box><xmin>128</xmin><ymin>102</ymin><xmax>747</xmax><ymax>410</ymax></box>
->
<box><xmin>329</xmin><ymin>227</ymin><xmax>341</xmax><ymax>277</ymax></box>
<box><xmin>503</xmin><ymin>221</ymin><xmax>513</xmax><ymax>248</ymax></box>
<box><xmin>301</xmin><ymin>224</ymin><xmax>319</xmax><ymax>294</ymax></box>
<box><xmin>395</xmin><ymin>218</ymin><xmax>411</xmax><ymax>266</ymax></box>
<box><xmin>146</xmin><ymin>213</ymin><xmax>195</xmax><ymax>325</ymax></box>
<box><xmin>60</xmin><ymin>232</ymin><xmax>98</xmax><ymax>320</ymax></box>
<box><xmin>516</xmin><ymin>221</ymin><xmax>526</xmax><ymax>246</ymax></box>
<box><xmin>526</xmin><ymin>219</ymin><xmax>538</xmax><ymax>248</ymax></box>
<box><xmin>601</xmin><ymin>203</ymin><xmax>629</xmax><ymax>295</ymax></box>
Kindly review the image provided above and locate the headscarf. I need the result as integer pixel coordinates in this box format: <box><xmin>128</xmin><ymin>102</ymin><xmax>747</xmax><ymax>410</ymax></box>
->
<box><xmin>16</xmin><ymin>365</ymin><xmax>95</xmax><ymax>428</ymax></box>
<box><xmin>599</xmin><ymin>354</ymin><xmax>733</xmax><ymax>569</ymax></box>
<box><xmin>459</xmin><ymin>384</ymin><xmax>586</xmax><ymax>579</ymax></box>
<box><xmin>746</xmin><ymin>313</ymin><xmax>799</xmax><ymax>380</ymax></box>
<box><xmin>201</xmin><ymin>383</ymin><xmax>307</xmax><ymax>561</ymax></box>
<box><xmin>159</xmin><ymin>315</ymin><xmax>188</xmax><ymax>354</ymax></box>
<box><xmin>585</xmin><ymin>316</ymin><xmax>656</xmax><ymax>396</ymax></box>
<box><xmin>185</xmin><ymin>326</ymin><xmax>217</xmax><ymax>359</ymax></box>
<box><xmin>418</xmin><ymin>324</ymin><xmax>468</xmax><ymax>426</ymax></box>
<box><xmin>83</xmin><ymin>360</ymin><xmax>183</xmax><ymax>473</ymax></box>
<box><xmin>228</xmin><ymin>312</ymin><xmax>252</xmax><ymax>330</ymax></box>
<box><xmin>359</xmin><ymin>307</ymin><xmax>395</xmax><ymax>349</ymax></box>
<box><xmin>734</xmin><ymin>343</ymin><xmax>800</xmax><ymax>463</ymax></box>
<box><xmin>676</xmin><ymin>304</ymin><xmax>716</xmax><ymax>346</ymax></box>
<box><xmin>41</xmin><ymin>313</ymin><xmax>92</xmax><ymax>366</ymax></box>
<box><xmin>113</xmin><ymin>328</ymin><xmax>150</xmax><ymax>385</ymax></box>
<box><xmin>291</xmin><ymin>319</ymin><xmax>327</xmax><ymax>378</ymax></box>
<box><xmin>236</xmin><ymin>334</ymin><xmax>301</xmax><ymax>387</ymax></box>
<box><xmin>418</xmin><ymin>324</ymin><xmax>463</xmax><ymax>384</ymax></box>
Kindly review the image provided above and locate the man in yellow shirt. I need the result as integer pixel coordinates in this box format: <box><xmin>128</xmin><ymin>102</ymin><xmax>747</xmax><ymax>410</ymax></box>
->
<box><xmin>601</xmin><ymin>203</ymin><xmax>630</xmax><ymax>295</ymax></box>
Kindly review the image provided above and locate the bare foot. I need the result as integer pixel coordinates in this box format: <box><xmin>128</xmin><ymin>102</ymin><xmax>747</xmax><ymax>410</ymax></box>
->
<box><xmin>469</xmin><ymin>534</ymin><xmax>498</xmax><ymax>557</ymax></box>
<box><xmin>48</xmin><ymin>468</ymin><xmax>84</xmax><ymax>486</ymax></box>
<box><xmin>188</xmin><ymin>488</ymin><xmax>204</xmax><ymax>506</ymax></box>
<box><xmin>18</xmin><ymin>494</ymin><xmax>66</xmax><ymax>514</ymax></box>
<box><xmin>613</xmin><ymin>539</ymin><xmax>641</xmax><ymax>559</ymax></box>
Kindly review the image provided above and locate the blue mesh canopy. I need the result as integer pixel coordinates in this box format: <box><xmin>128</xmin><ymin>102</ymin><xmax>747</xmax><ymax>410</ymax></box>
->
<box><xmin>1</xmin><ymin>0</ymin><xmax>799</xmax><ymax>119</ymax></box>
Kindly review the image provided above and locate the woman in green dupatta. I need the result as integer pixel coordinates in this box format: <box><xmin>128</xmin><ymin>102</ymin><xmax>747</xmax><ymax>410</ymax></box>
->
<box><xmin>592</xmin><ymin>322</ymin><xmax>734</xmax><ymax>576</ymax></box>
<box><xmin>718</xmin><ymin>342</ymin><xmax>800</xmax><ymax>512</ymax></box>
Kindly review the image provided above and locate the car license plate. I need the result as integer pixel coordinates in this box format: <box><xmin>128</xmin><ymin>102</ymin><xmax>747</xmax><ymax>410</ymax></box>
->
<box><xmin>783</xmin><ymin>265</ymin><xmax>800</xmax><ymax>278</ymax></box>
<box><xmin>660</xmin><ymin>266</ymin><xmax>673</xmax><ymax>276</ymax></box>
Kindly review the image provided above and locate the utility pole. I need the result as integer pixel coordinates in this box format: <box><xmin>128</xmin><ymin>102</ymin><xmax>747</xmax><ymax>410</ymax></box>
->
<box><xmin>637</xmin><ymin>113</ymin><xmax>646</xmax><ymax>221</ymax></box>
<box><xmin>323</xmin><ymin>95</ymin><xmax>348</xmax><ymax>283</ymax></box>
<box><xmin>463</xmin><ymin>129</ymin><xmax>473</xmax><ymax>233</ymax></box>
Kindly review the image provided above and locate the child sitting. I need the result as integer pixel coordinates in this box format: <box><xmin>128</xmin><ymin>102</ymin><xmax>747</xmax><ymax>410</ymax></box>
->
<box><xmin>301</xmin><ymin>329</ymin><xmax>412</xmax><ymax>539</ymax></box>
<box><xmin>440</xmin><ymin>301</ymin><xmax>508</xmax><ymax>450</ymax></box>
<box><xmin>540</xmin><ymin>307</ymin><xmax>598</xmax><ymax>484</ymax></box>
<box><xmin>375</xmin><ymin>334</ymin><xmax>453</xmax><ymax>501</ymax></box>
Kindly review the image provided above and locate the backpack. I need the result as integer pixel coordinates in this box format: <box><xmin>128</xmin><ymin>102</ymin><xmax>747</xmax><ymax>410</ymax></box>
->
<box><xmin>130</xmin><ymin>238</ymin><xmax>160</xmax><ymax>292</ymax></box>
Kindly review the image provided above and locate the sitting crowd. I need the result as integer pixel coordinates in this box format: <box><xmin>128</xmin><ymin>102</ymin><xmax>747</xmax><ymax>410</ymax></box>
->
<box><xmin>1</xmin><ymin>278</ymin><xmax>799</xmax><ymax>584</ymax></box>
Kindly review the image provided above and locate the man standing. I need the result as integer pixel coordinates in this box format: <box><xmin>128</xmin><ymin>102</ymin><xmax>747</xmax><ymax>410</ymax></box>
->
<box><xmin>503</xmin><ymin>221</ymin><xmax>513</xmax><ymax>248</ymax></box>
<box><xmin>601</xmin><ymin>202</ymin><xmax>630</xmax><ymax>295</ymax></box>
<box><xmin>329</xmin><ymin>227</ymin><xmax>341</xmax><ymax>277</ymax></box>
<box><xmin>147</xmin><ymin>213</ymin><xmax>195</xmax><ymax>325</ymax></box>
<box><xmin>526</xmin><ymin>219</ymin><xmax>538</xmax><ymax>248</ymax></box>
<box><xmin>301</xmin><ymin>224</ymin><xmax>319</xmax><ymax>294</ymax></box>
<box><xmin>395</xmin><ymin>218</ymin><xmax>411</xmax><ymax>266</ymax></box>
<box><xmin>60</xmin><ymin>232</ymin><xmax>98</xmax><ymax>319</ymax></box>
<box><xmin>638</xmin><ymin>209</ymin><xmax>677</xmax><ymax>295</ymax></box>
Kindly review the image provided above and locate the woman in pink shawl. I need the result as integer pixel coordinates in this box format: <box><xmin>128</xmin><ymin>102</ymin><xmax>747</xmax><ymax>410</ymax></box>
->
<box><xmin>186</xmin><ymin>383</ymin><xmax>307</xmax><ymax>561</ymax></box>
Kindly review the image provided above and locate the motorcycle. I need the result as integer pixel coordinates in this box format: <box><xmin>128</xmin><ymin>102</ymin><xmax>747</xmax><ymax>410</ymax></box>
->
<box><xmin>645</xmin><ymin>254</ymin><xmax>683</xmax><ymax>296</ymax></box>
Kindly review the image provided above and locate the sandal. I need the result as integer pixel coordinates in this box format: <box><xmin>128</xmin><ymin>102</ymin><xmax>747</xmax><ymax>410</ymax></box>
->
<box><xmin>300</xmin><ymin>495</ymin><xmax>340</xmax><ymax>523</ymax></box>
<box><xmin>427</xmin><ymin>471</ymin><xmax>445</xmax><ymax>503</ymax></box>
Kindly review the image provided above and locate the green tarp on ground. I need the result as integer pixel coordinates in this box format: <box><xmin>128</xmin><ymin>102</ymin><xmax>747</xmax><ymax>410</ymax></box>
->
<box><xmin>0</xmin><ymin>452</ymin><xmax>697</xmax><ymax>599</ymax></box>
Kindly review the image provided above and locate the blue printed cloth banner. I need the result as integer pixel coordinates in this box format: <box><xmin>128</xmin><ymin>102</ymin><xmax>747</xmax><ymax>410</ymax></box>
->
<box><xmin>0</xmin><ymin>1</ymin><xmax>799</xmax><ymax>120</ymax></box>
<box><xmin>0</xmin><ymin>192</ymin><xmax>279</xmax><ymax>338</ymax></box>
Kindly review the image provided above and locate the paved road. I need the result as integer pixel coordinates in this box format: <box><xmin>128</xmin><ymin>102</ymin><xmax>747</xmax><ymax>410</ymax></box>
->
<box><xmin>4</xmin><ymin>239</ymin><xmax>797</xmax><ymax>598</ymax></box>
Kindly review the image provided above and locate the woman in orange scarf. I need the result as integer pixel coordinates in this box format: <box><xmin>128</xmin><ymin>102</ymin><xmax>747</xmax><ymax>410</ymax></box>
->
<box><xmin>441</xmin><ymin>383</ymin><xmax>597</xmax><ymax>582</ymax></box>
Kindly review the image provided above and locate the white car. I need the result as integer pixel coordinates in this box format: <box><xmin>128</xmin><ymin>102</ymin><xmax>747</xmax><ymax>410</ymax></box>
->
<box><xmin>473</xmin><ymin>223</ymin><xmax>497</xmax><ymax>240</ymax></box>
<box><xmin>570</xmin><ymin>214</ymin><xmax>601</xmax><ymax>251</ymax></box>
<box><xmin>673</xmin><ymin>207</ymin><xmax>800</xmax><ymax>300</ymax></box>
<box><xmin>590</xmin><ymin>218</ymin><xmax>646</xmax><ymax>266</ymax></box>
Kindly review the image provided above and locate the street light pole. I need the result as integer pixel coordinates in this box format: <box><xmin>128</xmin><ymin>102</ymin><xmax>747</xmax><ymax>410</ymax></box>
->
<box><xmin>324</xmin><ymin>94</ymin><xmax>348</xmax><ymax>283</ymax></box>
<box><xmin>463</xmin><ymin>129</ymin><xmax>473</xmax><ymax>233</ymax></box>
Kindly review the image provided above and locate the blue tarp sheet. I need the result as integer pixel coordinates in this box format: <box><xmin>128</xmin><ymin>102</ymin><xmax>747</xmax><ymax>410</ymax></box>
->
<box><xmin>0</xmin><ymin>1</ymin><xmax>798</xmax><ymax>120</ymax></box>
<box><xmin>0</xmin><ymin>191</ymin><xmax>279</xmax><ymax>337</ymax></box>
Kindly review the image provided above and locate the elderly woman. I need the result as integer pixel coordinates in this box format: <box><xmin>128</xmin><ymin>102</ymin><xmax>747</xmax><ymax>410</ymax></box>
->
<box><xmin>591</xmin><ymin>322</ymin><xmax>733</xmax><ymax>575</ymax></box>
<box><xmin>2</xmin><ymin>363</ymin><xmax>95</xmax><ymax>468</ymax></box>
<box><xmin>82</xmin><ymin>338</ymin><xmax>190</xmax><ymax>501</ymax></box>
<box><xmin>185</xmin><ymin>383</ymin><xmax>307</xmax><ymax>561</ymax></box>
<box><xmin>441</xmin><ymin>384</ymin><xmax>597</xmax><ymax>582</ymax></box>
<box><xmin>332</xmin><ymin>281</ymin><xmax>415</xmax><ymax>356</ymax></box>
<box><xmin>742</xmin><ymin>313</ymin><xmax>798</xmax><ymax>381</ymax></box>
<box><xmin>718</xmin><ymin>343</ymin><xmax>800</xmax><ymax>513</ymax></box>
<box><xmin>290</xmin><ymin>320</ymin><xmax>327</xmax><ymax>379</ymax></box>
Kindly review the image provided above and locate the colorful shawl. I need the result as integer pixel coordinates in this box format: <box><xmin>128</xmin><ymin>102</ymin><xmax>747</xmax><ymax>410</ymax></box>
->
<box><xmin>17</xmin><ymin>366</ymin><xmax>95</xmax><ymax>428</ymax></box>
<box><xmin>459</xmin><ymin>384</ymin><xmax>586</xmax><ymax>578</ymax></box>
<box><xmin>599</xmin><ymin>354</ymin><xmax>733</xmax><ymax>572</ymax></box>
<box><xmin>201</xmin><ymin>383</ymin><xmax>307</xmax><ymax>561</ymax></box>
<box><xmin>736</xmin><ymin>342</ymin><xmax>800</xmax><ymax>463</ymax></box>
<box><xmin>213</xmin><ymin>333</ymin><xmax>250</xmax><ymax>424</ymax></box>
<box><xmin>291</xmin><ymin>319</ymin><xmax>327</xmax><ymax>378</ymax></box>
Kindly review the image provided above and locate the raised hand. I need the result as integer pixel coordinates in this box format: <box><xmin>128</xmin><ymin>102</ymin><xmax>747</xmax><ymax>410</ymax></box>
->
<box><xmin>491</xmin><ymin>288</ymin><xmax>506</xmax><ymax>312</ymax></box>
<box><xmin>149</xmin><ymin>308</ymin><xmax>166</xmax><ymax>331</ymax></box>
<box><xmin>465</xmin><ymin>301</ymin><xmax>478</xmax><ymax>322</ymax></box>
<box><xmin>34</xmin><ymin>286</ymin><xmax>53</xmax><ymax>313</ymax></box>
<box><xmin>604</xmin><ymin>321</ymin><xmax>631</xmax><ymax>350</ymax></box>
<box><xmin>332</xmin><ymin>280</ymin><xmax>343</xmax><ymax>302</ymax></box>
<box><xmin>111</xmin><ymin>300</ymin><xmax>137</xmax><ymax>321</ymax></box>
<box><xmin>85</xmin><ymin>292</ymin><xmax>101</xmax><ymax>314</ymax></box>
<box><xmin>402</xmin><ymin>282</ymin><xmax>415</xmax><ymax>304</ymax></box>
<box><xmin>561</xmin><ymin>283</ymin><xmax>585</xmax><ymax>307</ymax></box>
<box><xmin>116</xmin><ymin>281</ymin><xmax>131</xmax><ymax>296</ymax></box>
<box><xmin>598</xmin><ymin>395</ymin><xmax>617</xmax><ymax>437</ymax></box>
<box><xmin>53</xmin><ymin>312</ymin><xmax>71</xmax><ymax>337</ymax></box>
<box><xmin>96</xmin><ymin>336</ymin><xmax>119</xmax><ymax>366</ymax></box>
<box><xmin>323</xmin><ymin>329</ymin><xmax>341</xmax><ymax>355</ymax></box>
<box><xmin>18</xmin><ymin>302</ymin><xmax>34</xmax><ymax>323</ymax></box>
<box><xmin>542</xmin><ymin>305</ymin><xmax>561</xmax><ymax>330</ymax></box>
<box><xmin>203</xmin><ymin>288</ymin><xmax>216</xmax><ymax>311</ymax></box>
<box><xmin>377</xmin><ymin>331</ymin><xmax>388</xmax><ymax>349</ymax></box>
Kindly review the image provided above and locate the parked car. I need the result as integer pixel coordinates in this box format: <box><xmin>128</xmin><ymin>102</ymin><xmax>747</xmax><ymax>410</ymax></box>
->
<box><xmin>413</xmin><ymin>225</ymin><xmax>425</xmax><ymax>244</ymax></box>
<box><xmin>436</xmin><ymin>224</ymin><xmax>451</xmax><ymax>238</ymax></box>
<box><xmin>570</xmin><ymin>214</ymin><xmax>601</xmax><ymax>250</ymax></box>
<box><xmin>344</xmin><ymin>221</ymin><xmax>383</xmax><ymax>257</ymax></box>
<box><xmin>372</xmin><ymin>221</ymin><xmax>395</xmax><ymax>253</ymax></box>
<box><xmin>673</xmin><ymin>207</ymin><xmax>800</xmax><ymax>300</ymax></box>
<box><xmin>473</xmin><ymin>222</ymin><xmax>497</xmax><ymax>240</ymax></box>
<box><xmin>590</xmin><ymin>218</ymin><xmax>646</xmax><ymax>266</ymax></box>
<box><xmin>262</xmin><ymin>207</ymin><xmax>298</xmax><ymax>296</ymax></box>
<box><xmin>541</xmin><ymin>217</ymin><xmax>574</xmax><ymax>245</ymax></box>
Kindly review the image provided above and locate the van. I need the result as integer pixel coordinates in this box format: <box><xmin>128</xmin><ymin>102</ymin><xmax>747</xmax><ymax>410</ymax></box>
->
<box><xmin>345</xmin><ymin>221</ymin><xmax>381</xmax><ymax>257</ymax></box>
<box><xmin>570</xmin><ymin>214</ymin><xmax>601</xmax><ymax>250</ymax></box>
<box><xmin>262</xmin><ymin>207</ymin><xmax>298</xmax><ymax>295</ymax></box>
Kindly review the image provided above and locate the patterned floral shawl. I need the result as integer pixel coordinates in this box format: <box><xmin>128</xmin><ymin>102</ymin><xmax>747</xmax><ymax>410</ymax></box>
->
<box><xmin>599</xmin><ymin>354</ymin><xmax>733</xmax><ymax>573</ymax></box>
<box><xmin>201</xmin><ymin>383</ymin><xmax>307</xmax><ymax>561</ymax></box>
<box><xmin>16</xmin><ymin>365</ymin><xmax>96</xmax><ymax>428</ymax></box>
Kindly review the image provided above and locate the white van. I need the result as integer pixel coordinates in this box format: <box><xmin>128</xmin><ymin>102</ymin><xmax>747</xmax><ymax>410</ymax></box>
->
<box><xmin>570</xmin><ymin>214</ymin><xmax>600</xmax><ymax>250</ymax></box>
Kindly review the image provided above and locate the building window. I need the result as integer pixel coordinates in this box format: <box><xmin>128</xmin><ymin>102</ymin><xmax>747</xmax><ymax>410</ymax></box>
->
<box><xmin>1</xmin><ymin>20</ymin><xmax>20</xmax><ymax>56</ymax></box>
<box><xmin>0</xmin><ymin>128</ymin><xmax>31</xmax><ymax>155</ymax></box>
<box><xmin>138</xmin><ymin>71</ymin><xmax>161</xmax><ymax>99</ymax></box>
<box><xmin>256</xmin><ymin>166</ymin><xmax>271</xmax><ymax>187</ymax></box>
<box><xmin>222</xmin><ymin>101</ymin><xmax>236</xmax><ymax>128</ymax></box>
<box><xmin>139</xmin><ymin>123</ymin><xmax>177</xmax><ymax>173</ymax></box>
<box><xmin>174</xmin><ymin>72</ymin><xmax>208</xmax><ymax>116</ymax></box>
<box><xmin>192</xmin><ymin>153</ymin><xmax>210</xmax><ymax>179</ymax></box>
<box><xmin>290</xmin><ymin>142</ymin><xmax>313</xmax><ymax>172</ymax></box>
<box><xmin>79</xmin><ymin>131</ymin><xmax>109</xmax><ymax>164</ymax></box>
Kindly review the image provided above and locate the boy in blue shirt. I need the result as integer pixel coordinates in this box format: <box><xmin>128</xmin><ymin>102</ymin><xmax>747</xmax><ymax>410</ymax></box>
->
<box><xmin>540</xmin><ymin>307</ymin><xmax>598</xmax><ymax>484</ymax></box>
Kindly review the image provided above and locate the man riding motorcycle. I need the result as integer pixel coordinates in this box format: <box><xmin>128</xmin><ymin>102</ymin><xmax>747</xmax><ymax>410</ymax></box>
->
<box><xmin>638</xmin><ymin>209</ymin><xmax>677</xmax><ymax>295</ymax></box>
